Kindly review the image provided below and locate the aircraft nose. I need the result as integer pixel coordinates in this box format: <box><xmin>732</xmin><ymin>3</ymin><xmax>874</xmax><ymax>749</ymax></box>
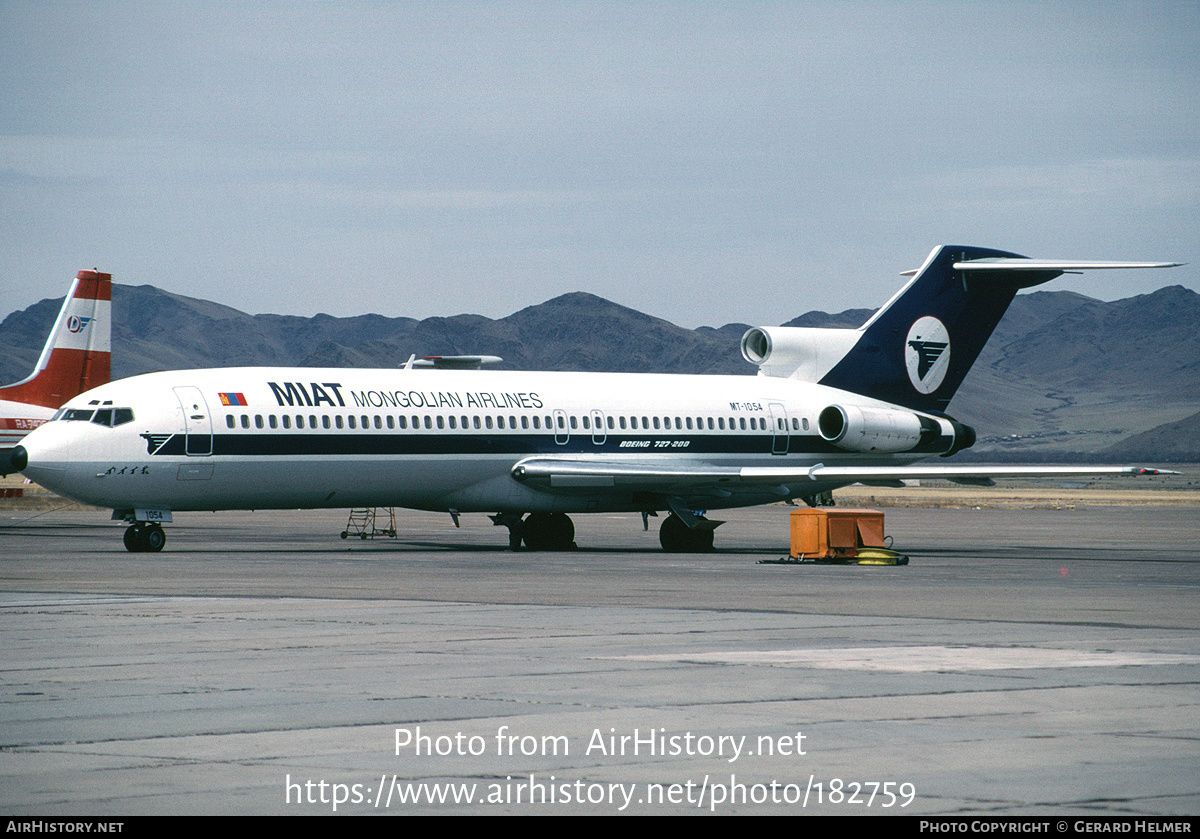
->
<box><xmin>4</xmin><ymin>445</ymin><xmax>27</xmax><ymax>475</ymax></box>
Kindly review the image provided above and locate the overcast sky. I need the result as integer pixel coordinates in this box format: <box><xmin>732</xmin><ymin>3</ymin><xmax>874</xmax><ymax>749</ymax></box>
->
<box><xmin>2</xmin><ymin>0</ymin><xmax>1197</xmax><ymax>330</ymax></box>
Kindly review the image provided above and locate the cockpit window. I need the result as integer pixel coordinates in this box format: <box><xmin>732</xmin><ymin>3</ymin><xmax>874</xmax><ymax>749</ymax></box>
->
<box><xmin>60</xmin><ymin>406</ymin><xmax>134</xmax><ymax>426</ymax></box>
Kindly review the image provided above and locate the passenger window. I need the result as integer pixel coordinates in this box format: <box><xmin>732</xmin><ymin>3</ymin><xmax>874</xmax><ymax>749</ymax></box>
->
<box><xmin>323</xmin><ymin>416</ymin><xmax>331</xmax><ymax>429</ymax></box>
<box><xmin>282</xmin><ymin>415</ymin><xmax>291</xmax><ymax>429</ymax></box>
<box><xmin>348</xmin><ymin>416</ymin><xmax>356</xmax><ymax>429</ymax></box>
<box><xmin>335</xmin><ymin>416</ymin><xmax>344</xmax><ymax>429</ymax></box>
<box><xmin>269</xmin><ymin>415</ymin><xmax>278</xmax><ymax>429</ymax></box>
<box><xmin>374</xmin><ymin>416</ymin><xmax>382</xmax><ymax>429</ymax></box>
<box><xmin>226</xmin><ymin>415</ymin><xmax>235</xmax><ymax>429</ymax></box>
<box><xmin>255</xmin><ymin>415</ymin><xmax>264</xmax><ymax>429</ymax></box>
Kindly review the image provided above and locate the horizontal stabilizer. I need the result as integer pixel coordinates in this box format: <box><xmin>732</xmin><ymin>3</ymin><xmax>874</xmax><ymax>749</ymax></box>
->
<box><xmin>900</xmin><ymin>258</ymin><xmax>1182</xmax><ymax>277</ymax></box>
<box><xmin>953</xmin><ymin>258</ymin><xmax>1183</xmax><ymax>272</ymax></box>
<box><xmin>406</xmin><ymin>355</ymin><xmax>503</xmax><ymax>370</ymax></box>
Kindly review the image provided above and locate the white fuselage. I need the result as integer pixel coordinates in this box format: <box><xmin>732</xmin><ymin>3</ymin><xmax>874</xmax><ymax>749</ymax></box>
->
<box><xmin>17</xmin><ymin>366</ymin><xmax>940</xmax><ymax>516</ymax></box>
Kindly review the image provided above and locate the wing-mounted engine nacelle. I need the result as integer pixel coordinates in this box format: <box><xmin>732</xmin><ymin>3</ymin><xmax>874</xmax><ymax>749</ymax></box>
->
<box><xmin>818</xmin><ymin>404</ymin><xmax>975</xmax><ymax>456</ymax></box>
<box><xmin>740</xmin><ymin>326</ymin><xmax>861</xmax><ymax>381</ymax></box>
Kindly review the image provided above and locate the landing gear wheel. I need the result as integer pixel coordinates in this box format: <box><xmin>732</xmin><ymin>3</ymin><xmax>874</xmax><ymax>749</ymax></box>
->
<box><xmin>143</xmin><ymin>523</ymin><xmax>166</xmax><ymax>552</ymax></box>
<box><xmin>659</xmin><ymin>514</ymin><xmax>715</xmax><ymax>553</ymax></box>
<box><xmin>521</xmin><ymin>512</ymin><xmax>576</xmax><ymax>550</ymax></box>
<box><xmin>124</xmin><ymin>522</ymin><xmax>166</xmax><ymax>552</ymax></box>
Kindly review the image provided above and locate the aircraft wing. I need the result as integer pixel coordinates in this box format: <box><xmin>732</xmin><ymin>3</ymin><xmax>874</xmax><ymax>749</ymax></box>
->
<box><xmin>511</xmin><ymin>457</ymin><xmax>1176</xmax><ymax>491</ymax></box>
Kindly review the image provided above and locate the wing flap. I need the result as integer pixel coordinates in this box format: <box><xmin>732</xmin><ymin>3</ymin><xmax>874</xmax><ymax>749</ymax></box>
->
<box><xmin>746</xmin><ymin>464</ymin><xmax>1177</xmax><ymax>482</ymax></box>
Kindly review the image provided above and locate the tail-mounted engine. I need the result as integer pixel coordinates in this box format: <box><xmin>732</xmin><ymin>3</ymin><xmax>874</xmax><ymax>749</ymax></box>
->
<box><xmin>818</xmin><ymin>404</ymin><xmax>975</xmax><ymax>456</ymax></box>
<box><xmin>740</xmin><ymin>326</ymin><xmax>861</xmax><ymax>381</ymax></box>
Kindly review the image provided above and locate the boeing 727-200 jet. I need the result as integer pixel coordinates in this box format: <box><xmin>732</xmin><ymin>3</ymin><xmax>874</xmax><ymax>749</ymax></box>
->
<box><xmin>8</xmin><ymin>246</ymin><xmax>1181</xmax><ymax>552</ymax></box>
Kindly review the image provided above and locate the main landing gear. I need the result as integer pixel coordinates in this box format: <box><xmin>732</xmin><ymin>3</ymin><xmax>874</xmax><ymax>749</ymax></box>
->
<box><xmin>492</xmin><ymin>511</ymin><xmax>718</xmax><ymax>552</ymax></box>
<box><xmin>658</xmin><ymin>513</ymin><xmax>716</xmax><ymax>553</ymax></box>
<box><xmin>491</xmin><ymin>512</ymin><xmax>576</xmax><ymax>551</ymax></box>
<box><xmin>123</xmin><ymin>521</ymin><xmax>166</xmax><ymax>553</ymax></box>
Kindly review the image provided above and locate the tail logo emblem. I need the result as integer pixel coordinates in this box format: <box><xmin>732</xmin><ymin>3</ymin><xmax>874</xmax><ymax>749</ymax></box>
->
<box><xmin>67</xmin><ymin>315</ymin><xmax>92</xmax><ymax>333</ymax></box>
<box><xmin>905</xmin><ymin>316</ymin><xmax>950</xmax><ymax>394</ymax></box>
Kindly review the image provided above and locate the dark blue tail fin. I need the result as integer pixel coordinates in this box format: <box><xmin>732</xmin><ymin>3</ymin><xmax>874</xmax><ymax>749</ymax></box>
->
<box><xmin>817</xmin><ymin>246</ymin><xmax>1061</xmax><ymax>413</ymax></box>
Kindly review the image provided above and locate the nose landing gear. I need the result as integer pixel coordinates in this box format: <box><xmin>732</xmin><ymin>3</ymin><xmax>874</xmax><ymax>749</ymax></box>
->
<box><xmin>123</xmin><ymin>522</ymin><xmax>166</xmax><ymax>552</ymax></box>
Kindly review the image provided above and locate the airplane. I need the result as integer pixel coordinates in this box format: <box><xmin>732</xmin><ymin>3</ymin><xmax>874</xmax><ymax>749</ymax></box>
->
<box><xmin>7</xmin><ymin>246</ymin><xmax>1182</xmax><ymax>553</ymax></box>
<box><xmin>1</xmin><ymin>270</ymin><xmax>111</xmax><ymax>464</ymax></box>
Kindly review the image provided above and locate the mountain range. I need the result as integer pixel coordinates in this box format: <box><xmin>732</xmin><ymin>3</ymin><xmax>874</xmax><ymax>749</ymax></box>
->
<box><xmin>2</xmin><ymin>283</ymin><xmax>1197</xmax><ymax>460</ymax></box>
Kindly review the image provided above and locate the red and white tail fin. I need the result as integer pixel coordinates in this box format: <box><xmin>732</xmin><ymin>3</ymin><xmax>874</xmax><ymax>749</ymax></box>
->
<box><xmin>0</xmin><ymin>270</ymin><xmax>112</xmax><ymax>409</ymax></box>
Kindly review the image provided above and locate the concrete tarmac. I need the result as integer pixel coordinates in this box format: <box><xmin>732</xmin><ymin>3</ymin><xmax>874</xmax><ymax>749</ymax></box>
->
<box><xmin>1</xmin><ymin>502</ymin><xmax>1198</xmax><ymax>815</ymax></box>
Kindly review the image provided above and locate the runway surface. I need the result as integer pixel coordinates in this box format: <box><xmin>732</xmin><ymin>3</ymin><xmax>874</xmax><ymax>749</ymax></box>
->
<box><xmin>1</xmin><ymin>503</ymin><xmax>1198</xmax><ymax>815</ymax></box>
